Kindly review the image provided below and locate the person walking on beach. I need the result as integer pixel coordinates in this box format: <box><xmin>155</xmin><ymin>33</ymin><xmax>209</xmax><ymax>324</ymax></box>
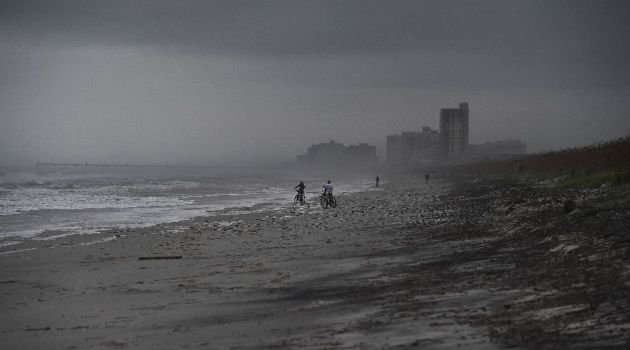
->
<box><xmin>375</xmin><ymin>176</ymin><xmax>380</xmax><ymax>187</ymax></box>
<box><xmin>294</xmin><ymin>181</ymin><xmax>306</xmax><ymax>205</ymax></box>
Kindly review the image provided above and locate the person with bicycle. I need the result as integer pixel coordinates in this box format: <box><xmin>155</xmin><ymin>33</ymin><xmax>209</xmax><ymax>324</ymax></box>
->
<box><xmin>323</xmin><ymin>180</ymin><xmax>333</xmax><ymax>198</ymax></box>
<box><xmin>321</xmin><ymin>179</ymin><xmax>335</xmax><ymax>208</ymax></box>
<box><xmin>294</xmin><ymin>181</ymin><xmax>305</xmax><ymax>205</ymax></box>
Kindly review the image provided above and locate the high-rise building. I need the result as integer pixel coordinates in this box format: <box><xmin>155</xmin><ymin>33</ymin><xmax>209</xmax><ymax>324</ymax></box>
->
<box><xmin>386</xmin><ymin>134</ymin><xmax>404</xmax><ymax>165</ymax></box>
<box><xmin>386</xmin><ymin>127</ymin><xmax>439</xmax><ymax>166</ymax></box>
<box><xmin>439</xmin><ymin>102</ymin><xmax>469</xmax><ymax>160</ymax></box>
<box><xmin>347</xmin><ymin>143</ymin><xmax>378</xmax><ymax>165</ymax></box>
<box><xmin>297</xmin><ymin>140</ymin><xmax>377</xmax><ymax>166</ymax></box>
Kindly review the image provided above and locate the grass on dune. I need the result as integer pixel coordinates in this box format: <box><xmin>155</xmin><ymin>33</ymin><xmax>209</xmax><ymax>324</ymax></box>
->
<box><xmin>558</xmin><ymin>169</ymin><xmax>630</xmax><ymax>189</ymax></box>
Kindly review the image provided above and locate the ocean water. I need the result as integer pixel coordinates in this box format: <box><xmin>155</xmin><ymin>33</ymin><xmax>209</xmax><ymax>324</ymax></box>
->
<box><xmin>0</xmin><ymin>166</ymin><xmax>374</xmax><ymax>242</ymax></box>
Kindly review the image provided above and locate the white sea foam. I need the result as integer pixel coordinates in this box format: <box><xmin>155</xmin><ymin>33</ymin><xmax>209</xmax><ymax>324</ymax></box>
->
<box><xmin>0</xmin><ymin>241</ymin><xmax>21</xmax><ymax>248</ymax></box>
<box><xmin>0</xmin><ymin>247</ymin><xmax>37</xmax><ymax>256</ymax></box>
<box><xmin>1</xmin><ymin>187</ymin><xmax>190</xmax><ymax>215</ymax></box>
<box><xmin>77</xmin><ymin>236</ymin><xmax>118</xmax><ymax>246</ymax></box>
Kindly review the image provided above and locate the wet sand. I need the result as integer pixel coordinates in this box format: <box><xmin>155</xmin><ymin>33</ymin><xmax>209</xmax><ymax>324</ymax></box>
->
<box><xmin>1</xmin><ymin>177</ymin><xmax>628</xmax><ymax>349</ymax></box>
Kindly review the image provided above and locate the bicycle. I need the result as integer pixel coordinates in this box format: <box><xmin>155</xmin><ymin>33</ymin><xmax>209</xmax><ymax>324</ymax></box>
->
<box><xmin>294</xmin><ymin>191</ymin><xmax>305</xmax><ymax>205</ymax></box>
<box><xmin>320</xmin><ymin>191</ymin><xmax>337</xmax><ymax>209</ymax></box>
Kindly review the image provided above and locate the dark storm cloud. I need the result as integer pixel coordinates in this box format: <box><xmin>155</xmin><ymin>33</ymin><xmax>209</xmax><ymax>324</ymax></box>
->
<box><xmin>2</xmin><ymin>0</ymin><xmax>629</xmax><ymax>88</ymax></box>
<box><xmin>0</xmin><ymin>1</ymin><xmax>626</xmax><ymax>55</ymax></box>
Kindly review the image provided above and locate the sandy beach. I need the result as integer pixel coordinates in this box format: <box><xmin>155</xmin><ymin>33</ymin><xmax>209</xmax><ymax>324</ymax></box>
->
<box><xmin>1</xmin><ymin>176</ymin><xmax>629</xmax><ymax>349</ymax></box>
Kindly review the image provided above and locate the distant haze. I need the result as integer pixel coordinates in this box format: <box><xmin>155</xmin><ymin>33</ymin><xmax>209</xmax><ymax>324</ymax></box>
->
<box><xmin>1</xmin><ymin>0</ymin><xmax>629</xmax><ymax>166</ymax></box>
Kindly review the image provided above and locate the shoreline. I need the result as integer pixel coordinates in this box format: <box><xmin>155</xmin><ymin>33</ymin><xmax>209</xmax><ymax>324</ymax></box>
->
<box><xmin>1</xmin><ymin>176</ymin><xmax>628</xmax><ymax>348</ymax></box>
<box><xmin>0</xmin><ymin>183</ymin><xmax>377</xmax><ymax>256</ymax></box>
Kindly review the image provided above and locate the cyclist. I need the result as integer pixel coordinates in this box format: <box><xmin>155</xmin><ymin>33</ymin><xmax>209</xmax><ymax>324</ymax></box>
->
<box><xmin>294</xmin><ymin>181</ymin><xmax>305</xmax><ymax>204</ymax></box>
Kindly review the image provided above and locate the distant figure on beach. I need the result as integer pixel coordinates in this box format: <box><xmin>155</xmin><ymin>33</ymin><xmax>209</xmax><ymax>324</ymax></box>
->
<box><xmin>375</xmin><ymin>176</ymin><xmax>380</xmax><ymax>187</ymax></box>
<box><xmin>425</xmin><ymin>173</ymin><xmax>430</xmax><ymax>184</ymax></box>
<box><xmin>294</xmin><ymin>181</ymin><xmax>305</xmax><ymax>205</ymax></box>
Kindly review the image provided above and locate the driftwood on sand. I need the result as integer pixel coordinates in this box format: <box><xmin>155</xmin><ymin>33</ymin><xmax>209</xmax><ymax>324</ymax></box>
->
<box><xmin>137</xmin><ymin>255</ymin><xmax>182</xmax><ymax>260</ymax></box>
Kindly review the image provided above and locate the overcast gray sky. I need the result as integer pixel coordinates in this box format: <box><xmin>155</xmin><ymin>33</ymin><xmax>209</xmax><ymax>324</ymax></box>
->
<box><xmin>1</xmin><ymin>0</ymin><xmax>629</xmax><ymax>166</ymax></box>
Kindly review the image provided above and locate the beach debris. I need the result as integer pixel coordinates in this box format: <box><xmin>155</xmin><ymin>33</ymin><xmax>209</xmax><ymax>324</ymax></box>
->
<box><xmin>138</xmin><ymin>255</ymin><xmax>182</xmax><ymax>260</ymax></box>
<box><xmin>100</xmin><ymin>340</ymin><xmax>127</xmax><ymax>348</ymax></box>
<box><xmin>563</xmin><ymin>199</ymin><xmax>576</xmax><ymax>213</ymax></box>
<box><xmin>550</xmin><ymin>244</ymin><xmax>580</xmax><ymax>254</ymax></box>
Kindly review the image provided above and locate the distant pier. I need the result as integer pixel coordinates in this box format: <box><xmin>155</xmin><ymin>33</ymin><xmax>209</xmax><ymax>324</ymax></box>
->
<box><xmin>35</xmin><ymin>162</ymin><xmax>240</xmax><ymax>169</ymax></box>
<box><xmin>36</xmin><ymin>162</ymin><xmax>175</xmax><ymax>168</ymax></box>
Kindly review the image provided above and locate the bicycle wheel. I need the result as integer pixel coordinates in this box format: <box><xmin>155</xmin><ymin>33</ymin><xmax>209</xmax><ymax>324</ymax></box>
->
<box><xmin>294</xmin><ymin>194</ymin><xmax>299</xmax><ymax>205</ymax></box>
<box><xmin>320</xmin><ymin>196</ymin><xmax>328</xmax><ymax>208</ymax></box>
<box><xmin>299</xmin><ymin>194</ymin><xmax>305</xmax><ymax>205</ymax></box>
